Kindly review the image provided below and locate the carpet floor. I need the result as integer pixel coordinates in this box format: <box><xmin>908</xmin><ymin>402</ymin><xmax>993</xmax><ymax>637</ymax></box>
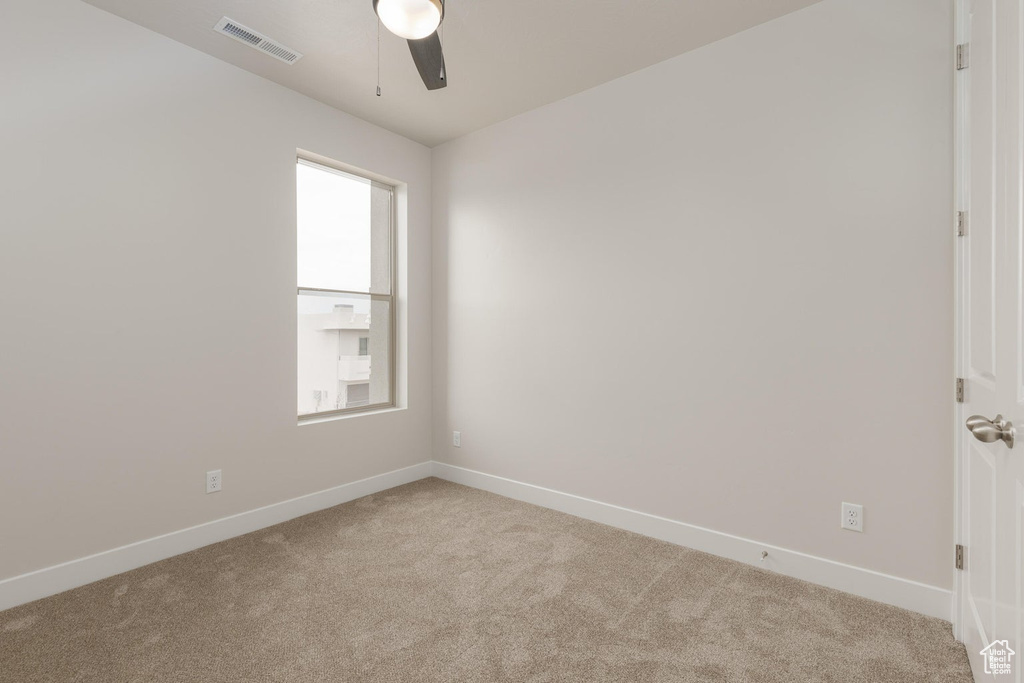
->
<box><xmin>0</xmin><ymin>478</ymin><xmax>972</xmax><ymax>682</ymax></box>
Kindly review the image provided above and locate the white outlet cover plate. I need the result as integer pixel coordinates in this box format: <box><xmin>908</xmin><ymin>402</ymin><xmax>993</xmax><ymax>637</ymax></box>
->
<box><xmin>841</xmin><ymin>502</ymin><xmax>863</xmax><ymax>532</ymax></box>
<box><xmin>207</xmin><ymin>469</ymin><xmax>222</xmax><ymax>494</ymax></box>
<box><xmin>453</xmin><ymin>431</ymin><xmax>461</xmax><ymax>447</ymax></box>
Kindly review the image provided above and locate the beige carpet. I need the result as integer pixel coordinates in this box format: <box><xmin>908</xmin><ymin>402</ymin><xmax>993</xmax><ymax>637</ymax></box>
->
<box><xmin>0</xmin><ymin>478</ymin><xmax>971</xmax><ymax>682</ymax></box>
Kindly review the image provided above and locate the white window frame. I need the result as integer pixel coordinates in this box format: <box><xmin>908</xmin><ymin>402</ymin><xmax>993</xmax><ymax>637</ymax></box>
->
<box><xmin>296</xmin><ymin>156</ymin><xmax>397</xmax><ymax>421</ymax></box>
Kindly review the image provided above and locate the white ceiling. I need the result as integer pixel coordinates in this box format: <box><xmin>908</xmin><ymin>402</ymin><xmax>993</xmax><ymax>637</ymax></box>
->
<box><xmin>82</xmin><ymin>0</ymin><xmax>822</xmax><ymax>147</ymax></box>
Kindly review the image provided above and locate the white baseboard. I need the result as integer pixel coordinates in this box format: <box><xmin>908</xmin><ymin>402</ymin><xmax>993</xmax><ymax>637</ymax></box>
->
<box><xmin>0</xmin><ymin>460</ymin><xmax>953</xmax><ymax>622</ymax></box>
<box><xmin>431</xmin><ymin>462</ymin><xmax>953</xmax><ymax>621</ymax></box>
<box><xmin>0</xmin><ymin>461</ymin><xmax>433</xmax><ymax>612</ymax></box>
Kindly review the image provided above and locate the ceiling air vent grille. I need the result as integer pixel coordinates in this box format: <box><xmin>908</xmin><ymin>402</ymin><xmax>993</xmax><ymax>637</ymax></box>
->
<box><xmin>213</xmin><ymin>17</ymin><xmax>303</xmax><ymax>65</ymax></box>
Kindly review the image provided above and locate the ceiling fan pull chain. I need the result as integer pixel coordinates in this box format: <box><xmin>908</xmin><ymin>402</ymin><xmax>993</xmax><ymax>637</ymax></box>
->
<box><xmin>376</xmin><ymin>18</ymin><xmax>382</xmax><ymax>96</ymax></box>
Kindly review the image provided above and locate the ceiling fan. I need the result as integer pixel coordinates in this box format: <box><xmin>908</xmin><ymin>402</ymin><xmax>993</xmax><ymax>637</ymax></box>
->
<box><xmin>372</xmin><ymin>0</ymin><xmax>447</xmax><ymax>90</ymax></box>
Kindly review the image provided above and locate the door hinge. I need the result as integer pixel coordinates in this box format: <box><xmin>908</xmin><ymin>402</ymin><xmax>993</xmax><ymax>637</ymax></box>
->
<box><xmin>957</xmin><ymin>211</ymin><xmax>968</xmax><ymax>237</ymax></box>
<box><xmin>957</xmin><ymin>43</ymin><xmax>970</xmax><ymax>70</ymax></box>
<box><xmin>955</xmin><ymin>543</ymin><xmax>965</xmax><ymax>570</ymax></box>
<box><xmin>956</xmin><ymin>378</ymin><xmax>965</xmax><ymax>403</ymax></box>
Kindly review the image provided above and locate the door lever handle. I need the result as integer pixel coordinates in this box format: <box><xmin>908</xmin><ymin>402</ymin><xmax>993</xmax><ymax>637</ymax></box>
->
<box><xmin>966</xmin><ymin>414</ymin><xmax>1015</xmax><ymax>448</ymax></box>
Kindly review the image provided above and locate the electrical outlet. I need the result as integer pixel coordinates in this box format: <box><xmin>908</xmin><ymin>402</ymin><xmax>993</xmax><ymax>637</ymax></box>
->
<box><xmin>453</xmin><ymin>431</ymin><xmax>461</xmax><ymax>448</ymax></box>
<box><xmin>841</xmin><ymin>502</ymin><xmax>863</xmax><ymax>532</ymax></box>
<box><xmin>206</xmin><ymin>470</ymin><xmax>222</xmax><ymax>494</ymax></box>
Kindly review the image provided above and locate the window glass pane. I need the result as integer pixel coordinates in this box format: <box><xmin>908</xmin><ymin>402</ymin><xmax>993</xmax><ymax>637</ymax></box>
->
<box><xmin>297</xmin><ymin>162</ymin><xmax>371</xmax><ymax>292</ymax></box>
<box><xmin>369</xmin><ymin>183</ymin><xmax>392</xmax><ymax>295</ymax></box>
<box><xmin>297</xmin><ymin>291</ymin><xmax>391</xmax><ymax>416</ymax></box>
<box><xmin>367</xmin><ymin>296</ymin><xmax>391</xmax><ymax>405</ymax></box>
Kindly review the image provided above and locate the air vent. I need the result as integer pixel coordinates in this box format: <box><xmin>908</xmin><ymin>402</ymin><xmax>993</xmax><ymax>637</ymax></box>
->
<box><xmin>213</xmin><ymin>17</ymin><xmax>303</xmax><ymax>65</ymax></box>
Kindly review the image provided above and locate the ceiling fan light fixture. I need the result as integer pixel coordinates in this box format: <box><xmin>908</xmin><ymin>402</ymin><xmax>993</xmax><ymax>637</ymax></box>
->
<box><xmin>373</xmin><ymin>0</ymin><xmax>443</xmax><ymax>40</ymax></box>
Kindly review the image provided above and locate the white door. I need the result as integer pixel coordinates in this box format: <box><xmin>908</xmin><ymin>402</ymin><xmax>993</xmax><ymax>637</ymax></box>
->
<box><xmin>956</xmin><ymin>0</ymin><xmax>1024</xmax><ymax>680</ymax></box>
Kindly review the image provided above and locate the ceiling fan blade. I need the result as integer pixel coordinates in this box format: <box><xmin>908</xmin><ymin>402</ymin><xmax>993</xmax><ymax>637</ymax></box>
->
<box><xmin>407</xmin><ymin>32</ymin><xmax>447</xmax><ymax>90</ymax></box>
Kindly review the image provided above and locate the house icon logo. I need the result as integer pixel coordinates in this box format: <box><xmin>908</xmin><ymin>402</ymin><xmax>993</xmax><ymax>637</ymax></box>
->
<box><xmin>980</xmin><ymin>640</ymin><xmax>1015</xmax><ymax>676</ymax></box>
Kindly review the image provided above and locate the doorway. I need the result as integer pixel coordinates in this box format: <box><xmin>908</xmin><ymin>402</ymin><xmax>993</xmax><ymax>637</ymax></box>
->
<box><xmin>953</xmin><ymin>1</ymin><xmax>1024</xmax><ymax>680</ymax></box>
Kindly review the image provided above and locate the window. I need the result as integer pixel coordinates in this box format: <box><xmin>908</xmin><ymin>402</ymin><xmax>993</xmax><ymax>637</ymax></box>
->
<box><xmin>346</xmin><ymin>383</ymin><xmax>370</xmax><ymax>408</ymax></box>
<box><xmin>297</xmin><ymin>157</ymin><xmax>394</xmax><ymax>419</ymax></box>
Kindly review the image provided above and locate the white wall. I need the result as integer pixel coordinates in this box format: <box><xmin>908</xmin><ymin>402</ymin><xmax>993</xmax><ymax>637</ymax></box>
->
<box><xmin>433</xmin><ymin>0</ymin><xmax>954</xmax><ymax>589</ymax></box>
<box><xmin>0</xmin><ymin>0</ymin><xmax>432</xmax><ymax>581</ymax></box>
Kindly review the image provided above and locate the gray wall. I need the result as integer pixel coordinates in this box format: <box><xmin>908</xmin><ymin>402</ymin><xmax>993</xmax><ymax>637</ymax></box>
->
<box><xmin>0</xmin><ymin>0</ymin><xmax>433</xmax><ymax>580</ymax></box>
<box><xmin>432</xmin><ymin>0</ymin><xmax>954</xmax><ymax>588</ymax></box>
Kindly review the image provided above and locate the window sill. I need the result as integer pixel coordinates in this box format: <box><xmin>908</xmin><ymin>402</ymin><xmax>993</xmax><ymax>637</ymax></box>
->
<box><xmin>297</xmin><ymin>405</ymin><xmax>405</xmax><ymax>426</ymax></box>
